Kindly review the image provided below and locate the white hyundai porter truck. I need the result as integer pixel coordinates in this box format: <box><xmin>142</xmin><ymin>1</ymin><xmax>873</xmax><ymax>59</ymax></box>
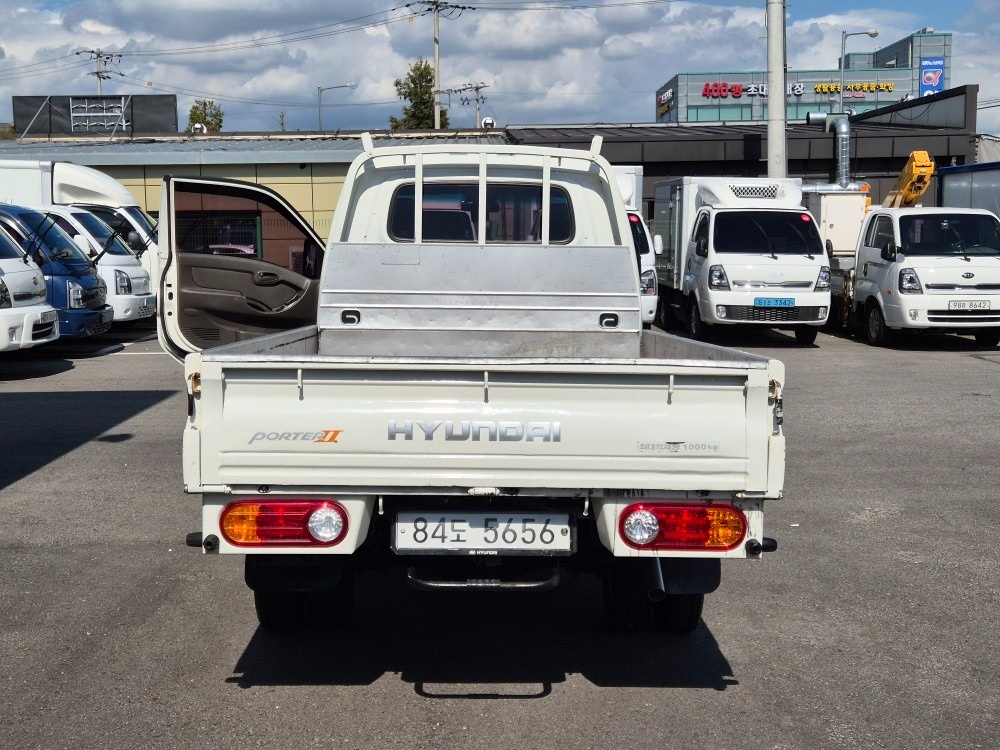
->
<box><xmin>158</xmin><ymin>134</ymin><xmax>785</xmax><ymax>634</ymax></box>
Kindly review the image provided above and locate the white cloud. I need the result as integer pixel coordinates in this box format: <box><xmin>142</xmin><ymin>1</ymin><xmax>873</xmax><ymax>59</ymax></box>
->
<box><xmin>0</xmin><ymin>0</ymin><xmax>996</xmax><ymax>135</ymax></box>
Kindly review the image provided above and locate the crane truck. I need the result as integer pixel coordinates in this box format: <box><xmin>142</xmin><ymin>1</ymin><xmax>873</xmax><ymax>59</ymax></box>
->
<box><xmin>810</xmin><ymin>151</ymin><xmax>1000</xmax><ymax>346</ymax></box>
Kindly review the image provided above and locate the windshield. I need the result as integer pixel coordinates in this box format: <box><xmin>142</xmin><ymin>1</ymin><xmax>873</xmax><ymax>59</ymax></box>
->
<box><xmin>70</xmin><ymin>211</ymin><xmax>133</xmax><ymax>256</ymax></box>
<box><xmin>120</xmin><ymin>206</ymin><xmax>158</xmax><ymax>242</ymax></box>
<box><xmin>10</xmin><ymin>209</ymin><xmax>92</xmax><ymax>265</ymax></box>
<box><xmin>628</xmin><ymin>212</ymin><xmax>650</xmax><ymax>255</ymax></box>
<box><xmin>0</xmin><ymin>228</ymin><xmax>25</xmax><ymax>260</ymax></box>
<box><xmin>714</xmin><ymin>210</ymin><xmax>823</xmax><ymax>255</ymax></box>
<box><xmin>900</xmin><ymin>213</ymin><xmax>1000</xmax><ymax>256</ymax></box>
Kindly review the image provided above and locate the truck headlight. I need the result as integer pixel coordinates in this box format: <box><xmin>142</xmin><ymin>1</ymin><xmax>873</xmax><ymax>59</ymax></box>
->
<box><xmin>67</xmin><ymin>279</ymin><xmax>85</xmax><ymax>308</ymax></box>
<box><xmin>114</xmin><ymin>269</ymin><xmax>132</xmax><ymax>295</ymax></box>
<box><xmin>708</xmin><ymin>265</ymin><xmax>730</xmax><ymax>290</ymax></box>
<box><xmin>899</xmin><ymin>268</ymin><xmax>923</xmax><ymax>294</ymax></box>
<box><xmin>639</xmin><ymin>269</ymin><xmax>657</xmax><ymax>295</ymax></box>
<box><xmin>815</xmin><ymin>265</ymin><xmax>831</xmax><ymax>291</ymax></box>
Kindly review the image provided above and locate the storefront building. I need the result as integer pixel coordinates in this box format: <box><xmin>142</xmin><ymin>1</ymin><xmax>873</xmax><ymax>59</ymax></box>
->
<box><xmin>656</xmin><ymin>29</ymin><xmax>951</xmax><ymax>123</ymax></box>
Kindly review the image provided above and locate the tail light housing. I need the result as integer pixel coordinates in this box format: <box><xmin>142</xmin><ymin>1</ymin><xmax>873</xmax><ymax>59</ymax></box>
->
<box><xmin>220</xmin><ymin>499</ymin><xmax>348</xmax><ymax>547</ymax></box>
<box><xmin>619</xmin><ymin>502</ymin><xmax>747</xmax><ymax>551</ymax></box>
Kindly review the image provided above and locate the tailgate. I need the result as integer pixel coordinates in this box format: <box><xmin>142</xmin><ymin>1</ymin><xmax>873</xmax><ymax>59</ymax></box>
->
<box><xmin>184</xmin><ymin>356</ymin><xmax>783</xmax><ymax>496</ymax></box>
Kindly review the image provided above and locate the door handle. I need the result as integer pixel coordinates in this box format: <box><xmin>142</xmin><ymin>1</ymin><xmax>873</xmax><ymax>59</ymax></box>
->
<box><xmin>254</xmin><ymin>271</ymin><xmax>280</xmax><ymax>286</ymax></box>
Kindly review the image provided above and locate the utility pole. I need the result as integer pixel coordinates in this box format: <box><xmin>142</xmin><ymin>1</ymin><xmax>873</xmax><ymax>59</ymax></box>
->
<box><xmin>446</xmin><ymin>82</ymin><xmax>489</xmax><ymax>127</ymax></box>
<box><xmin>411</xmin><ymin>2</ymin><xmax>473</xmax><ymax>130</ymax></box>
<box><xmin>765</xmin><ymin>0</ymin><xmax>787</xmax><ymax>178</ymax></box>
<box><xmin>434</xmin><ymin>5</ymin><xmax>441</xmax><ymax>129</ymax></box>
<box><xmin>78</xmin><ymin>49</ymin><xmax>120</xmax><ymax>95</ymax></box>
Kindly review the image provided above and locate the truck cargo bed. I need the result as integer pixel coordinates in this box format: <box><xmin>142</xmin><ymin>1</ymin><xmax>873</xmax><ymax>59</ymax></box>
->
<box><xmin>184</xmin><ymin>327</ymin><xmax>783</xmax><ymax>497</ymax></box>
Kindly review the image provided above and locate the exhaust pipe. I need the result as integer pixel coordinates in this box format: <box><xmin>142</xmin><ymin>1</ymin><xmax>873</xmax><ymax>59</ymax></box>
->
<box><xmin>647</xmin><ymin>558</ymin><xmax>666</xmax><ymax>601</ymax></box>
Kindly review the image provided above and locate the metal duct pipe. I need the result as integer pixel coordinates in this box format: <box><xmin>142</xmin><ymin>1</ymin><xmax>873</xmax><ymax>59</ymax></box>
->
<box><xmin>834</xmin><ymin>116</ymin><xmax>852</xmax><ymax>187</ymax></box>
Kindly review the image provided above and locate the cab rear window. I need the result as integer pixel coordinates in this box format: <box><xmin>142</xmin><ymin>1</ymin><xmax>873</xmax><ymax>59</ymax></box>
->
<box><xmin>389</xmin><ymin>183</ymin><xmax>573</xmax><ymax>243</ymax></box>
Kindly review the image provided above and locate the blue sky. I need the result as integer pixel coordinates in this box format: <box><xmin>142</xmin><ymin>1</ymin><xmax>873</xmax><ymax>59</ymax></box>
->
<box><xmin>1</xmin><ymin>1</ymin><xmax>997</xmax><ymax>134</ymax></box>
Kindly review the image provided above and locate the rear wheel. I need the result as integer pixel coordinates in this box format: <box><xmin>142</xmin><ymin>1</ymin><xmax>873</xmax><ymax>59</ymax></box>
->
<box><xmin>794</xmin><ymin>327</ymin><xmax>818</xmax><ymax>345</ymax></box>
<box><xmin>651</xmin><ymin>593</ymin><xmax>704</xmax><ymax>634</ymax></box>
<box><xmin>304</xmin><ymin>568</ymin><xmax>356</xmax><ymax>630</ymax></box>
<box><xmin>864</xmin><ymin>304</ymin><xmax>892</xmax><ymax>346</ymax></box>
<box><xmin>974</xmin><ymin>329</ymin><xmax>1000</xmax><ymax>347</ymax></box>
<box><xmin>602</xmin><ymin>561</ymin><xmax>650</xmax><ymax>632</ymax></box>
<box><xmin>253</xmin><ymin>590</ymin><xmax>306</xmax><ymax>631</ymax></box>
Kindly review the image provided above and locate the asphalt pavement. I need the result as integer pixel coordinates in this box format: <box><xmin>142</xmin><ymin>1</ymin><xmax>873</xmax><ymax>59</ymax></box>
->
<box><xmin>1</xmin><ymin>321</ymin><xmax>997</xmax><ymax>750</ymax></box>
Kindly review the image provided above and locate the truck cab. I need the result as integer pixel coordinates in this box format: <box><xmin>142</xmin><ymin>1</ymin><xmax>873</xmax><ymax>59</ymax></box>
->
<box><xmin>0</xmin><ymin>227</ymin><xmax>59</xmax><ymax>351</ymax></box>
<box><xmin>851</xmin><ymin>207</ymin><xmax>1000</xmax><ymax>346</ymax></box>
<box><xmin>0</xmin><ymin>204</ymin><xmax>112</xmax><ymax>338</ymax></box>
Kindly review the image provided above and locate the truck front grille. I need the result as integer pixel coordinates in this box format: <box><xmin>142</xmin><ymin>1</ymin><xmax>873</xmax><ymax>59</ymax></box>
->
<box><xmin>927</xmin><ymin>309</ymin><xmax>1000</xmax><ymax>324</ymax></box>
<box><xmin>32</xmin><ymin>321</ymin><xmax>56</xmax><ymax>341</ymax></box>
<box><xmin>722</xmin><ymin>306</ymin><xmax>826</xmax><ymax>322</ymax></box>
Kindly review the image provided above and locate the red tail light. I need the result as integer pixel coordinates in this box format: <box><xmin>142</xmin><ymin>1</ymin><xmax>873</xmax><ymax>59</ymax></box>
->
<box><xmin>220</xmin><ymin>500</ymin><xmax>348</xmax><ymax>547</ymax></box>
<box><xmin>619</xmin><ymin>502</ymin><xmax>746</xmax><ymax>551</ymax></box>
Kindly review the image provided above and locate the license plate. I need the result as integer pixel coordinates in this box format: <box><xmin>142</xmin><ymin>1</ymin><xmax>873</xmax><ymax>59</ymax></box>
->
<box><xmin>394</xmin><ymin>512</ymin><xmax>573</xmax><ymax>555</ymax></box>
<box><xmin>40</xmin><ymin>310</ymin><xmax>58</xmax><ymax>324</ymax></box>
<box><xmin>948</xmin><ymin>300</ymin><xmax>990</xmax><ymax>310</ymax></box>
<box><xmin>754</xmin><ymin>297</ymin><xmax>795</xmax><ymax>308</ymax></box>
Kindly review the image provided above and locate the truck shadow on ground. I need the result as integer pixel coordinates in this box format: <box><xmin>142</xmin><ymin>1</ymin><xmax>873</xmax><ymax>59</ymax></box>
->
<box><xmin>228</xmin><ymin>572</ymin><xmax>737</xmax><ymax>694</ymax></box>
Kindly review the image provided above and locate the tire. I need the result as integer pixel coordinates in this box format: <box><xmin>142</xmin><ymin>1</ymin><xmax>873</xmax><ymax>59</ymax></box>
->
<box><xmin>794</xmin><ymin>327</ymin><xmax>818</xmax><ymax>346</ymax></box>
<box><xmin>651</xmin><ymin>593</ymin><xmax>705</xmax><ymax>634</ymax></box>
<box><xmin>974</xmin><ymin>329</ymin><xmax>1000</xmax><ymax>347</ymax></box>
<box><xmin>864</xmin><ymin>304</ymin><xmax>892</xmax><ymax>347</ymax></box>
<box><xmin>253</xmin><ymin>590</ymin><xmax>306</xmax><ymax>631</ymax></box>
<box><xmin>688</xmin><ymin>300</ymin><xmax>710</xmax><ymax>341</ymax></box>
<box><xmin>304</xmin><ymin>568</ymin><xmax>356</xmax><ymax>630</ymax></box>
<box><xmin>602</xmin><ymin>561</ymin><xmax>650</xmax><ymax>632</ymax></box>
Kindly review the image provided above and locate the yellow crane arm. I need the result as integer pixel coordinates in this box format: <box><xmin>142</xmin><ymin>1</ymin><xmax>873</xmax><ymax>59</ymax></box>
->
<box><xmin>882</xmin><ymin>150</ymin><xmax>935</xmax><ymax>208</ymax></box>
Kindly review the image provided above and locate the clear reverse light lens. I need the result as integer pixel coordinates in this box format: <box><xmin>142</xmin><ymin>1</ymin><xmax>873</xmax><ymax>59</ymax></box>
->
<box><xmin>622</xmin><ymin>509</ymin><xmax>659</xmax><ymax>545</ymax></box>
<box><xmin>308</xmin><ymin>505</ymin><xmax>345</xmax><ymax>543</ymax></box>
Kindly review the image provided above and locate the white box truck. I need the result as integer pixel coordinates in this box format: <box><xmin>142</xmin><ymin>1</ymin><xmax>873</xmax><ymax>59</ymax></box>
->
<box><xmin>158</xmin><ymin>135</ymin><xmax>786</xmax><ymax>634</ymax></box>
<box><xmin>0</xmin><ymin>160</ymin><xmax>159</xmax><ymax>283</ymax></box>
<box><xmin>652</xmin><ymin>177</ymin><xmax>831</xmax><ymax>345</ymax></box>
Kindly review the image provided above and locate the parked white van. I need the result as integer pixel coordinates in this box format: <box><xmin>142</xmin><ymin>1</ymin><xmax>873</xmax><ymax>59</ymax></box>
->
<box><xmin>40</xmin><ymin>205</ymin><xmax>155</xmax><ymax>324</ymax></box>
<box><xmin>0</xmin><ymin>226</ymin><xmax>59</xmax><ymax>351</ymax></box>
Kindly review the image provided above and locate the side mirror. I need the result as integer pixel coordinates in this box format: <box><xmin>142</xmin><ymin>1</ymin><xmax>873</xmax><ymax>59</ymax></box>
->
<box><xmin>127</xmin><ymin>231</ymin><xmax>144</xmax><ymax>253</ymax></box>
<box><xmin>653</xmin><ymin>235</ymin><xmax>663</xmax><ymax>255</ymax></box>
<box><xmin>825</xmin><ymin>239</ymin><xmax>834</xmax><ymax>258</ymax></box>
<box><xmin>880</xmin><ymin>241</ymin><xmax>897</xmax><ymax>262</ymax></box>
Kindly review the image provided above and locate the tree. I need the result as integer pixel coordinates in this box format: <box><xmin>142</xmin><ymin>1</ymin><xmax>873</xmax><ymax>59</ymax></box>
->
<box><xmin>389</xmin><ymin>58</ymin><xmax>448</xmax><ymax>130</ymax></box>
<box><xmin>187</xmin><ymin>99</ymin><xmax>224</xmax><ymax>133</ymax></box>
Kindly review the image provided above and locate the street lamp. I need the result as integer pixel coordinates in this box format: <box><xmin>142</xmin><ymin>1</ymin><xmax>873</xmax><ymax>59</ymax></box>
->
<box><xmin>839</xmin><ymin>28</ymin><xmax>878</xmax><ymax>112</ymax></box>
<box><xmin>317</xmin><ymin>82</ymin><xmax>358</xmax><ymax>131</ymax></box>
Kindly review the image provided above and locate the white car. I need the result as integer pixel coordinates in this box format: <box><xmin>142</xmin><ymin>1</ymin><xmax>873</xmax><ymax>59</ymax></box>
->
<box><xmin>41</xmin><ymin>205</ymin><xmax>155</xmax><ymax>323</ymax></box>
<box><xmin>0</xmin><ymin>226</ymin><xmax>59</xmax><ymax>351</ymax></box>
